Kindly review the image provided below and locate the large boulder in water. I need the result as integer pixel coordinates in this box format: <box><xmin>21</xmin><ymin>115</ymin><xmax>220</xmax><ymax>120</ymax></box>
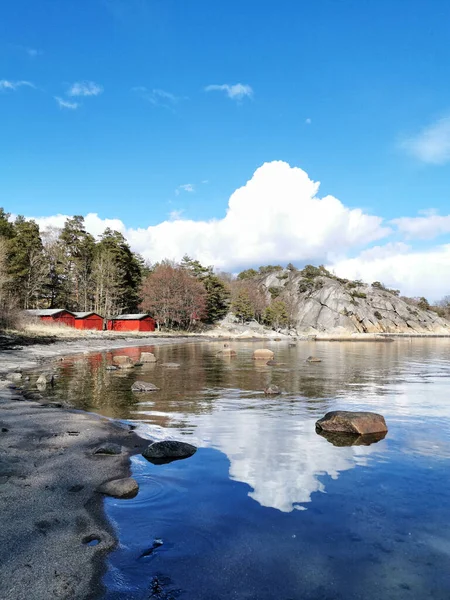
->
<box><xmin>131</xmin><ymin>381</ymin><xmax>160</xmax><ymax>392</ymax></box>
<box><xmin>316</xmin><ymin>411</ymin><xmax>388</xmax><ymax>435</ymax></box>
<box><xmin>253</xmin><ymin>349</ymin><xmax>274</xmax><ymax>360</ymax></box>
<box><xmin>317</xmin><ymin>430</ymin><xmax>387</xmax><ymax>446</ymax></box>
<box><xmin>142</xmin><ymin>440</ymin><xmax>197</xmax><ymax>464</ymax></box>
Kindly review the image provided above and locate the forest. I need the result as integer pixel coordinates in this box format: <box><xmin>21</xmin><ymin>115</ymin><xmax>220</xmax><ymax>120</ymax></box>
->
<box><xmin>1</xmin><ymin>208</ymin><xmax>449</xmax><ymax>331</ymax></box>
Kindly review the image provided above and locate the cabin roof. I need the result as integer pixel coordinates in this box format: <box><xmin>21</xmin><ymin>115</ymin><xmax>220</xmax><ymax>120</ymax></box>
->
<box><xmin>73</xmin><ymin>312</ymin><xmax>103</xmax><ymax>319</ymax></box>
<box><xmin>109</xmin><ymin>313</ymin><xmax>151</xmax><ymax>320</ymax></box>
<box><xmin>25</xmin><ymin>309</ymin><xmax>74</xmax><ymax>317</ymax></box>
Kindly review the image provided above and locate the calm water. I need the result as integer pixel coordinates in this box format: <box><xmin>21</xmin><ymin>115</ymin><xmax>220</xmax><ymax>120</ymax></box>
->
<box><xmin>46</xmin><ymin>340</ymin><xmax>450</xmax><ymax>599</ymax></box>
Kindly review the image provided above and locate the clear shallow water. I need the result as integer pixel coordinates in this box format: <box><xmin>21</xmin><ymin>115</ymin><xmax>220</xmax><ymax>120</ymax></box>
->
<box><xmin>47</xmin><ymin>340</ymin><xmax>450</xmax><ymax>599</ymax></box>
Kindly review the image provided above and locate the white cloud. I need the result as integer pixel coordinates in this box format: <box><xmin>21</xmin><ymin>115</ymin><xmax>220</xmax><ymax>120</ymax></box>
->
<box><xmin>305</xmin><ymin>118</ymin><xmax>312</xmax><ymax>125</ymax></box>
<box><xmin>0</xmin><ymin>79</ymin><xmax>35</xmax><ymax>91</ymax></box>
<box><xmin>67</xmin><ymin>81</ymin><xmax>103</xmax><ymax>97</ymax></box>
<box><xmin>205</xmin><ymin>83</ymin><xmax>253</xmax><ymax>100</ymax></box>
<box><xmin>331</xmin><ymin>243</ymin><xmax>450</xmax><ymax>300</ymax></box>
<box><xmin>401</xmin><ymin>116</ymin><xmax>450</xmax><ymax>164</ymax></box>
<box><xmin>392</xmin><ymin>213</ymin><xmax>450</xmax><ymax>239</ymax></box>
<box><xmin>33</xmin><ymin>161</ymin><xmax>389</xmax><ymax>272</ymax></box>
<box><xmin>169</xmin><ymin>209</ymin><xmax>184</xmax><ymax>221</ymax></box>
<box><xmin>175</xmin><ymin>183</ymin><xmax>195</xmax><ymax>195</ymax></box>
<box><xmin>54</xmin><ymin>96</ymin><xmax>79</xmax><ymax>110</ymax></box>
<box><xmin>132</xmin><ymin>87</ymin><xmax>180</xmax><ymax>107</ymax></box>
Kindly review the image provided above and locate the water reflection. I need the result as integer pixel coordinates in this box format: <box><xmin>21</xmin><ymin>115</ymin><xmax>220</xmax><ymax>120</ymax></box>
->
<box><xmin>43</xmin><ymin>339</ymin><xmax>450</xmax><ymax>515</ymax></box>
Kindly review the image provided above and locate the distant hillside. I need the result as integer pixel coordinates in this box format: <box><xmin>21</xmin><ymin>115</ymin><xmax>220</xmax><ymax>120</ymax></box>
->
<box><xmin>257</xmin><ymin>266</ymin><xmax>450</xmax><ymax>334</ymax></box>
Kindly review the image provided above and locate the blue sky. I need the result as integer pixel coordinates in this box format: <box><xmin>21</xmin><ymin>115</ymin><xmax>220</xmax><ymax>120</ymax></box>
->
<box><xmin>1</xmin><ymin>0</ymin><xmax>450</xmax><ymax>297</ymax></box>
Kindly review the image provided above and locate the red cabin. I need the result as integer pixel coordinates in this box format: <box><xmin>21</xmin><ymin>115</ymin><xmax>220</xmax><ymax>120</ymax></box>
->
<box><xmin>73</xmin><ymin>312</ymin><xmax>104</xmax><ymax>331</ymax></box>
<box><xmin>25</xmin><ymin>309</ymin><xmax>76</xmax><ymax>327</ymax></box>
<box><xmin>107</xmin><ymin>314</ymin><xmax>156</xmax><ymax>332</ymax></box>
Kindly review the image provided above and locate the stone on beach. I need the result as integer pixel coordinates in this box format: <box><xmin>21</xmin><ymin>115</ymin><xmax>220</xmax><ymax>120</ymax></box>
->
<box><xmin>253</xmin><ymin>349</ymin><xmax>274</xmax><ymax>360</ymax></box>
<box><xmin>315</xmin><ymin>411</ymin><xmax>388</xmax><ymax>435</ymax></box>
<box><xmin>97</xmin><ymin>477</ymin><xmax>139</xmax><ymax>499</ymax></box>
<box><xmin>142</xmin><ymin>440</ymin><xmax>197</xmax><ymax>463</ymax></box>
<box><xmin>140</xmin><ymin>352</ymin><xmax>158</xmax><ymax>363</ymax></box>
<box><xmin>131</xmin><ymin>381</ymin><xmax>160</xmax><ymax>392</ymax></box>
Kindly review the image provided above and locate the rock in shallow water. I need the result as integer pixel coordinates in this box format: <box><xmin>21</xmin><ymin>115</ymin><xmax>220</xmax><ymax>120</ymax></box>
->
<box><xmin>142</xmin><ymin>440</ymin><xmax>197</xmax><ymax>463</ymax></box>
<box><xmin>97</xmin><ymin>477</ymin><xmax>139</xmax><ymax>499</ymax></box>
<box><xmin>140</xmin><ymin>352</ymin><xmax>158</xmax><ymax>363</ymax></box>
<box><xmin>131</xmin><ymin>381</ymin><xmax>160</xmax><ymax>392</ymax></box>
<box><xmin>253</xmin><ymin>349</ymin><xmax>274</xmax><ymax>360</ymax></box>
<box><xmin>315</xmin><ymin>411</ymin><xmax>388</xmax><ymax>435</ymax></box>
<box><xmin>264</xmin><ymin>385</ymin><xmax>282</xmax><ymax>395</ymax></box>
<box><xmin>160</xmin><ymin>363</ymin><xmax>181</xmax><ymax>368</ymax></box>
<box><xmin>306</xmin><ymin>356</ymin><xmax>322</xmax><ymax>363</ymax></box>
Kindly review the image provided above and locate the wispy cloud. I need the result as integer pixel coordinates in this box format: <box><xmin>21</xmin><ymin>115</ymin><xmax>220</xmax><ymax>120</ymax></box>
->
<box><xmin>204</xmin><ymin>83</ymin><xmax>253</xmax><ymax>100</ymax></box>
<box><xmin>169</xmin><ymin>209</ymin><xmax>184</xmax><ymax>221</ymax></box>
<box><xmin>0</xmin><ymin>79</ymin><xmax>35</xmax><ymax>92</ymax></box>
<box><xmin>305</xmin><ymin>118</ymin><xmax>312</xmax><ymax>125</ymax></box>
<box><xmin>400</xmin><ymin>116</ymin><xmax>450</xmax><ymax>164</ymax></box>
<box><xmin>175</xmin><ymin>183</ymin><xmax>195</xmax><ymax>195</ymax></box>
<box><xmin>67</xmin><ymin>81</ymin><xmax>103</xmax><ymax>97</ymax></box>
<box><xmin>54</xmin><ymin>96</ymin><xmax>79</xmax><ymax>110</ymax></box>
<box><xmin>132</xmin><ymin>86</ymin><xmax>180</xmax><ymax>108</ymax></box>
<box><xmin>25</xmin><ymin>47</ymin><xmax>43</xmax><ymax>58</ymax></box>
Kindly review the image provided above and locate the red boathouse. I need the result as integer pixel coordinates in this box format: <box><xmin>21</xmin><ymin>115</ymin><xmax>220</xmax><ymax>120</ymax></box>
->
<box><xmin>73</xmin><ymin>312</ymin><xmax>104</xmax><ymax>331</ymax></box>
<box><xmin>25</xmin><ymin>309</ymin><xmax>76</xmax><ymax>327</ymax></box>
<box><xmin>107</xmin><ymin>314</ymin><xmax>156</xmax><ymax>332</ymax></box>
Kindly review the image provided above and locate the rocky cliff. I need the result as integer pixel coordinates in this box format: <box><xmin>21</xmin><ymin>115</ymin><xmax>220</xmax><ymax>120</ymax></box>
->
<box><xmin>259</xmin><ymin>268</ymin><xmax>450</xmax><ymax>335</ymax></box>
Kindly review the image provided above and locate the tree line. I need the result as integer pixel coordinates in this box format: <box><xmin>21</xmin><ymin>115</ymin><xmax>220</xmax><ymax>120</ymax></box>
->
<box><xmin>1</xmin><ymin>207</ymin><xmax>448</xmax><ymax>331</ymax></box>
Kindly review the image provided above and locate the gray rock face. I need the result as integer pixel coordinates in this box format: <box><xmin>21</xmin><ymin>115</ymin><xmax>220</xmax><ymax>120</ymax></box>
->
<box><xmin>142</xmin><ymin>440</ymin><xmax>197</xmax><ymax>462</ymax></box>
<box><xmin>97</xmin><ymin>477</ymin><xmax>139</xmax><ymax>498</ymax></box>
<box><xmin>6</xmin><ymin>372</ymin><xmax>22</xmax><ymax>382</ymax></box>
<box><xmin>259</xmin><ymin>271</ymin><xmax>450</xmax><ymax>334</ymax></box>
<box><xmin>316</xmin><ymin>411</ymin><xmax>388</xmax><ymax>435</ymax></box>
<box><xmin>131</xmin><ymin>381</ymin><xmax>160</xmax><ymax>392</ymax></box>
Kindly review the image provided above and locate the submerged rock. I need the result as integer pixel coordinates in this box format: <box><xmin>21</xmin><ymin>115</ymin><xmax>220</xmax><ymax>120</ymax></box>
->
<box><xmin>316</xmin><ymin>411</ymin><xmax>388</xmax><ymax>435</ymax></box>
<box><xmin>105</xmin><ymin>365</ymin><xmax>118</xmax><ymax>371</ymax></box>
<box><xmin>97</xmin><ymin>477</ymin><xmax>139</xmax><ymax>499</ymax></box>
<box><xmin>140</xmin><ymin>352</ymin><xmax>158</xmax><ymax>363</ymax></box>
<box><xmin>253</xmin><ymin>349</ymin><xmax>274</xmax><ymax>360</ymax></box>
<box><xmin>131</xmin><ymin>381</ymin><xmax>160</xmax><ymax>392</ymax></box>
<box><xmin>142</xmin><ymin>440</ymin><xmax>197</xmax><ymax>464</ymax></box>
<box><xmin>216</xmin><ymin>349</ymin><xmax>236</xmax><ymax>357</ymax></box>
<box><xmin>264</xmin><ymin>385</ymin><xmax>282</xmax><ymax>395</ymax></box>
<box><xmin>93</xmin><ymin>443</ymin><xmax>122</xmax><ymax>455</ymax></box>
<box><xmin>306</xmin><ymin>356</ymin><xmax>322</xmax><ymax>363</ymax></box>
<box><xmin>317</xmin><ymin>429</ymin><xmax>387</xmax><ymax>446</ymax></box>
<box><xmin>160</xmin><ymin>363</ymin><xmax>181</xmax><ymax>368</ymax></box>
